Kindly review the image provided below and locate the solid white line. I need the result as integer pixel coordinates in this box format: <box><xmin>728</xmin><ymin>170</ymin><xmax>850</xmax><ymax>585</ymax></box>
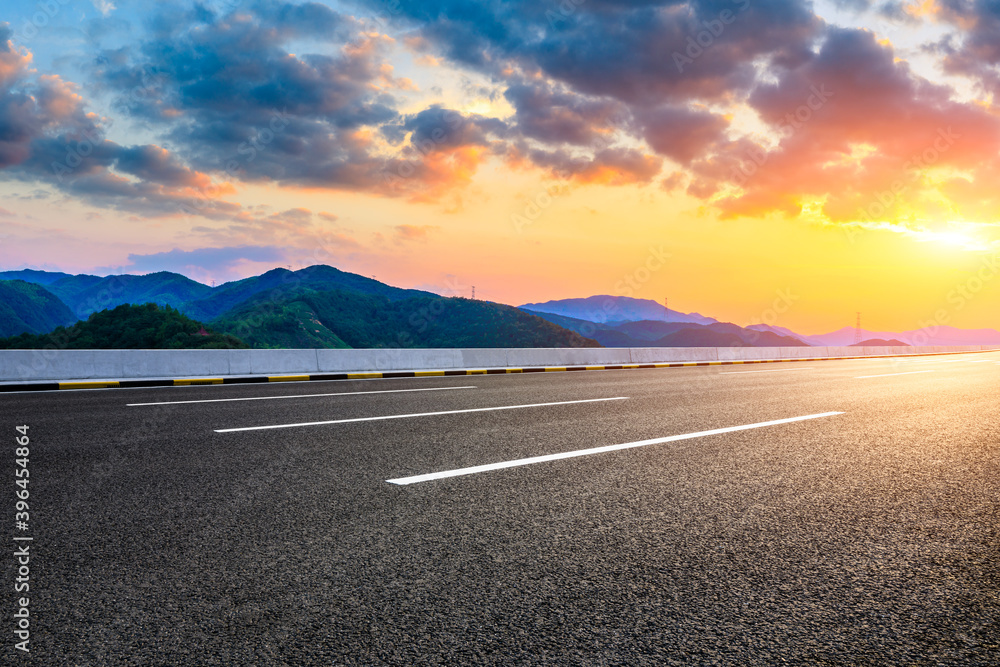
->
<box><xmin>854</xmin><ymin>370</ymin><xmax>935</xmax><ymax>379</ymax></box>
<box><xmin>718</xmin><ymin>367</ymin><xmax>814</xmax><ymax>375</ymax></box>
<box><xmin>215</xmin><ymin>396</ymin><xmax>629</xmax><ymax>433</ymax></box>
<box><xmin>128</xmin><ymin>385</ymin><xmax>477</xmax><ymax>407</ymax></box>
<box><xmin>386</xmin><ymin>411</ymin><xmax>844</xmax><ymax>485</ymax></box>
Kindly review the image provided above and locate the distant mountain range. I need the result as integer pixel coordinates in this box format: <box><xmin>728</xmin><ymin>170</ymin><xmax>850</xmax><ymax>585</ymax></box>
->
<box><xmin>749</xmin><ymin>323</ymin><xmax>1000</xmax><ymax>346</ymax></box>
<box><xmin>0</xmin><ymin>269</ymin><xmax>74</xmax><ymax>285</ymax></box>
<box><xmin>0</xmin><ymin>267</ymin><xmax>597</xmax><ymax>349</ymax></box>
<box><xmin>213</xmin><ymin>288</ymin><xmax>599</xmax><ymax>349</ymax></box>
<box><xmin>852</xmin><ymin>338</ymin><xmax>910</xmax><ymax>347</ymax></box>
<box><xmin>520</xmin><ymin>295</ymin><xmax>717</xmax><ymax>325</ymax></box>
<box><xmin>181</xmin><ymin>265</ymin><xmax>435</xmax><ymax>322</ymax></box>
<box><xmin>2</xmin><ymin>269</ymin><xmax>999</xmax><ymax>349</ymax></box>
<box><xmin>523</xmin><ymin>295</ymin><xmax>1000</xmax><ymax>346</ymax></box>
<box><xmin>525</xmin><ymin>310</ymin><xmax>807</xmax><ymax>348</ymax></box>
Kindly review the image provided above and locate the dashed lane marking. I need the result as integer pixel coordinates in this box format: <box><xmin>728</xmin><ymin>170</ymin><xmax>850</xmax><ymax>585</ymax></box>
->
<box><xmin>718</xmin><ymin>367</ymin><xmax>815</xmax><ymax>375</ymax></box>
<box><xmin>215</xmin><ymin>396</ymin><xmax>629</xmax><ymax>433</ymax></box>
<box><xmin>386</xmin><ymin>411</ymin><xmax>845</xmax><ymax>485</ymax></box>
<box><xmin>854</xmin><ymin>370</ymin><xmax>935</xmax><ymax>379</ymax></box>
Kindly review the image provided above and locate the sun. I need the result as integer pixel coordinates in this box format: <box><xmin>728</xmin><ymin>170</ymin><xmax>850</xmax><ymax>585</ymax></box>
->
<box><xmin>920</xmin><ymin>228</ymin><xmax>987</xmax><ymax>251</ymax></box>
<box><xmin>937</xmin><ymin>231</ymin><xmax>973</xmax><ymax>246</ymax></box>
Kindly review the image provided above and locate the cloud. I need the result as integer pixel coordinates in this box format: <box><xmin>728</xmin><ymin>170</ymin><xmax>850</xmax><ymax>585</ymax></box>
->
<box><xmin>402</xmin><ymin>106</ymin><xmax>507</xmax><ymax>149</ymax></box>
<box><xmin>393</xmin><ymin>224</ymin><xmax>440</xmax><ymax>243</ymax></box>
<box><xmin>184</xmin><ymin>207</ymin><xmax>368</xmax><ymax>272</ymax></box>
<box><xmin>8</xmin><ymin>1</ymin><xmax>829</xmax><ymax>214</ymax></box>
<box><xmin>377</xmin><ymin>106</ymin><xmax>509</xmax><ymax>199</ymax></box>
<box><xmin>503</xmin><ymin>79</ymin><xmax>627</xmax><ymax>146</ymax></box>
<box><xmin>346</xmin><ymin>0</ymin><xmax>821</xmax><ymax>187</ymax></box>
<box><xmin>364</xmin><ymin>0</ymin><xmax>822</xmax><ymax>103</ymax></box>
<box><xmin>0</xmin><ymin>24</ymin><xmax>31</xmax><ymax>90</ymax></box>
<box><xmin>90</xmin><ymin>5</ymin><xmax>403</xmax><ymax>193</ymax></box>
<box><xmin>125</xmin><ymin>245</ymin><xmax>287</xmax><ymax>274</ymax></box>
<box><xmin>637</xmin><ymin>105</ymin><xmax>730</xmax><ymax>164</ymax></box>
<box><xmin>660</xmin><ymin>171</ymin><xmax>687</xmax><ymax>192</ymax></box>
<box><xmin>932</xmin><ymin>0</ymin><xmax>1000</xmax><ymax>95</ymax></box>
<box><xmin>70</xmin><ymin>0</ymin><xmax>833</xmax><ymax>207</ymax></box>
<box><xmin>11</xmin><ymin>0</ymin><xmax>1000</xmax><ymax>227</ymax></box>
<box><xmin>114</xmin><ymin>144</ymin><xmax>214</xmax><ymax>189</ymax></box>
<box><xmin>91</xmin><ymin>0</ymin><xmax>116</xmax><ymax>17</ymax></box>
<box><xmin>704</xmin><ymin>27</ymin><xmax>1000</xmax><ymax>222</ymax></box>
<box><xmin>82</xmin><ymin>3</ymin><xmax>524</xmax><ymax>202</ymax></box>
<box><xmin>527</xmin><ymin>146</ymin><xmax>662</xmax><ymax>186</ymax></box>
<box><xmin>0</xmin><ymin>28</ymin><xmax>240</xmax><ymax>219</ymax></box>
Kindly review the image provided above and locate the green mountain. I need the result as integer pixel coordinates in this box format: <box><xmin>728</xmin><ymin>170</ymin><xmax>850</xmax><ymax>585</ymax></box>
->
<box><xmin>213</xmin><ymin>288</ymin><xmax>601</xmax><ymax>349</ymax></box>
<box><xmin>42</xmin><ymin>274</ymin><xmax>106</xmax><ymax>306</ymax></box>
<box><xmin>0</xmin><ymin>269</ymin><xmax>74</xmax><ymax>285</ymax></box>
<box><xmin>182</xmin><ymin>265</ymin><xmax>436</xmax><ymax>321</ymax></box>
<box><xmin>46</xmin><ymin>272</ymin><xmax>214</xmax><ymax>318</ymax></box>
<box><xmin>4</xmin><ymin>264</ymin><xmax>435</xmax><ymax>322</ymax></box>
<box><xmin>215</xmin><ymin>296</ymin><xmax>351</xmax><ymax>349</ymax></box>
<box><xmin>0</xmin><ymin>303</ymin><xmax>247</xmax><ymax>349</ymax></box>
<box><xmin>0</xmin><ymin>265</ymin><xmax>599</xmax><ymax>349</ymax></box>
<box><xmin>0</xmin><ymin>280</ymin><xmax>76</xmax><ymax>337</ymax></box>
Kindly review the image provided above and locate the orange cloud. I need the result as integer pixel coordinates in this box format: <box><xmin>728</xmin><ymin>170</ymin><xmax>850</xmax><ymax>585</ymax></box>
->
<box><xmin>0</xmin><ymin>32</ymin><xmax>31</xmax><ymax>88</ymax></box>
<box><xmin>393</xmin><ymin>224</ymin><xmax>440</xmax><ymax>242</ymax></box>
<box><xmin>701</xmin><ymin>29</ymin><xmax>1000</xmax><ymax>229</ymax></box>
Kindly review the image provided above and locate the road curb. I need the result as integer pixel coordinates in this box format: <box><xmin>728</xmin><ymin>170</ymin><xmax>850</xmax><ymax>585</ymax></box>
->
<box><xmin>0</xmin><ymin>349</ymin><xmax>992</xmax><ymax>393</ymax></box>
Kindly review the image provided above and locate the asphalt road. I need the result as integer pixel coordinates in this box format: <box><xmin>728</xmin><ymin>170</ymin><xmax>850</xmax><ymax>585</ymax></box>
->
<box><xmin>3</xmin><ymin>353</ymin><xmax>999</xmax><ymax>665</ymax></box>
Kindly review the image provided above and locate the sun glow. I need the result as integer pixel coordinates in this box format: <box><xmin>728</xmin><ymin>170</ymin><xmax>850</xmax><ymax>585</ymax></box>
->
<box><xmin>918</xmin><ymin>228</ymin><xmax>988</xmax><ymax>251</ymax></box>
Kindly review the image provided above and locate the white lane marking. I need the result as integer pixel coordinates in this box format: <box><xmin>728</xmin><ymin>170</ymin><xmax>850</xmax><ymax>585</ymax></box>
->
<box><xmin>903</xmin><ymin>358</ymin><xmax>985</xmax><ymax>364</ymax></box>
<box><xmin>854</xmin><ymin>370</ymin><xmax>935</xmax><ymax>379</ymax></box>
<box><xmin>386</xmin><ymin>411</ymin><xmax>844</xmax><ymax>485</ymax></box>
<box><xmin>215</xmin><ymin>396</ymin><xmax>629</xmax><ymax>433</ymax></box>
<box><xmin>128</xmin><ymin>385</ymin><xmax>477</xmax><ymax>407</ymax></box>
<box><xmin>900</xmin><ymin>358</ymin><xmax>967</xmax><ymax>364</ymax></box>
<box><xmin>718</xmin><ymin>367</ymin><xmax>814</xmax><ymax>375</ymax></box>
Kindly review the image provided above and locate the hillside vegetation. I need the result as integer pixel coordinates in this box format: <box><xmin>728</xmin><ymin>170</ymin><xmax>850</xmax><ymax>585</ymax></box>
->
<box><xmin>0</xmin><ymin>303</ymin><xmax>247</xmax><ymax>349</ymax></box>
<box><xmin>213</xmin><ymin>289</ymin><xmax>601</xmax><ymax>349</ymax></box>
<box><xmin>182</xmin><ymin>265</ymin><xmax>436</xmax><ymax>321</ymax></box>
<box><xmin>0</xmin><ymin>280</ymin><xmax>76</xmax><ymax>337</ymax></box>
<box><xmin>45</xmin><ymin>272</ymin><xmax>214</xmax><ymax>317</ymax></box>
<box><xmin>0</xmin><ymin>269</ymin><xmax>73</xmax><ymax>285</ymax></box>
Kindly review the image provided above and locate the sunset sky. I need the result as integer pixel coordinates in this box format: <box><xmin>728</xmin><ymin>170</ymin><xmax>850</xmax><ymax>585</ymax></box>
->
<box><xmin>2</xmin><ymin>0</ymin><xmax>1000</xmax><ymax>334</ymax></box>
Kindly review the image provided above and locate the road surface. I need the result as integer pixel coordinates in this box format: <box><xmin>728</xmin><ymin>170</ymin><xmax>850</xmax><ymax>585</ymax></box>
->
<box><xmin>3</xmin><ymin>352</ymin><xmax>999</xmax><ymax>664</ymax></box>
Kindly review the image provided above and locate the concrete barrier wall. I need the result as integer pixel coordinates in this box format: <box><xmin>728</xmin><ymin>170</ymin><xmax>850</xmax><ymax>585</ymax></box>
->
<box><xmin>0</xmin><ymin>345</ymin><xmax>995</xmax><ymax>382</ymax></box>
<box><xmin>505</xmin><ymin>348</ymin><xmax>634</xmax><ymax>367</ymax></box>
<box><xmin>629</xmin><ymin>347</ymin><xmax>720</xmax><ymax>362</ymax></box>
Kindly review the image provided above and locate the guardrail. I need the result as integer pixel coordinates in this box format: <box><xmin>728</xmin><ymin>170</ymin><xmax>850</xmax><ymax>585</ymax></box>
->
<box><xmin>0</xmin><ymin>346</ymin><xmax>996</xmax><ymax>382</ymax></box>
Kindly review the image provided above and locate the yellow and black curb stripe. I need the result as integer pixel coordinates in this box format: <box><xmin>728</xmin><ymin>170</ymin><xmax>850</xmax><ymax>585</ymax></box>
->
<box><xmin>0</xmin><ymin>350</ymin><xmax>993</xmax><ymax>393</ymax></box>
